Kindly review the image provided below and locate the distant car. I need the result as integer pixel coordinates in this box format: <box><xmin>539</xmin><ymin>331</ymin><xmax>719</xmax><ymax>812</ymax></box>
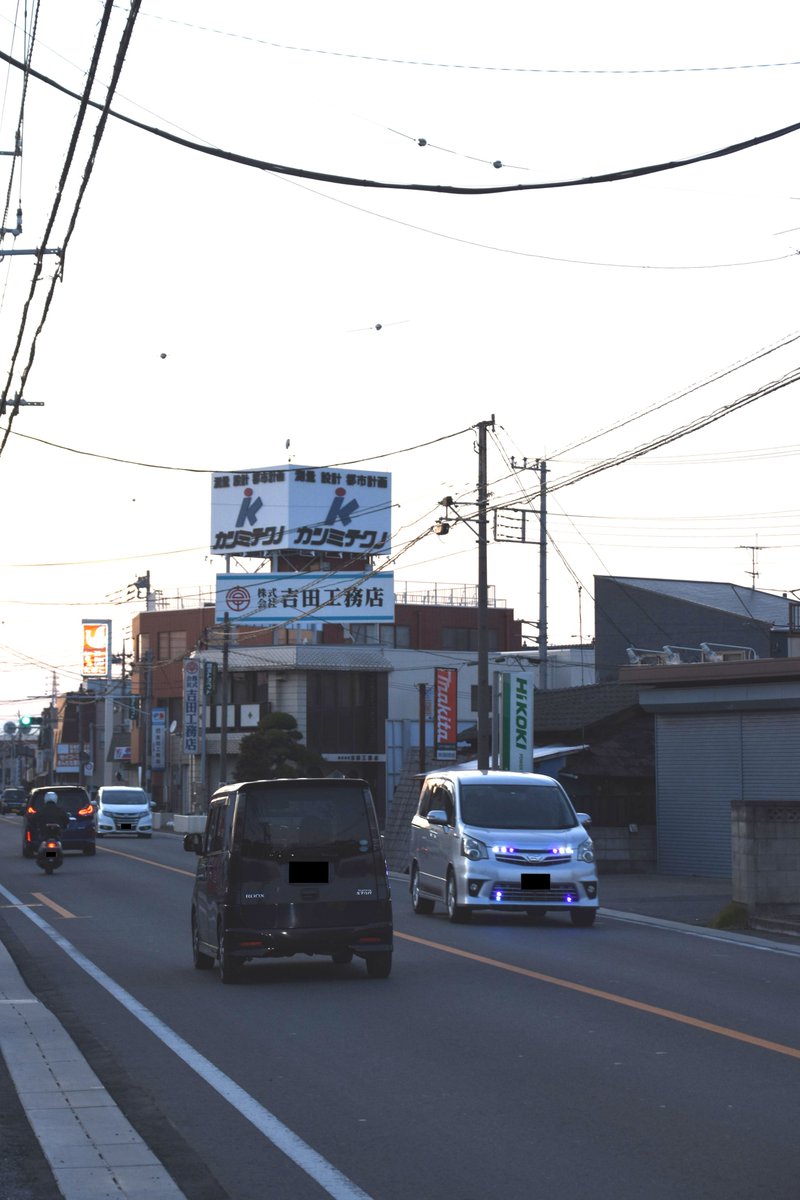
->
<box><xmin>95</xmin><ymin>785</ymin><xmax>153</xmax><ymax>838</ymax></box>
<box><xmin>23</xmin><ymin>785</ymin><xmax>96</xmax><ymax>857</ymax></box>
<box><xmin>1</xmin><ymin>787</ymin><xmax>27</xmax><ymax>815</ymax></box>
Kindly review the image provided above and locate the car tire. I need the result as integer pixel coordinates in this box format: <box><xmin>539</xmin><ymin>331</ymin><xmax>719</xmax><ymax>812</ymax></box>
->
<box><xmin>192</xmin><ymin>915</ymin><xmax>213</xmax><ymax>971</ymax></box>
<box><xmin>331</xmin><ymin>949</ymin><xmax>353</xmax><ymax>965</ymax></box>
<box><xmin>22</xmin><ymin>844</ymin><xmax>33</xmax><ymax>859</ymax></box>
<box><xmin>411</xmin><ymin>865</ymin><xmax>435</xmax><ymax>914</ymax></box>
<box><xmin>217</xmin><ymin>924</ymin><xmax>243</xmax><ymax>984</ymax></box>
<box><xmin>446</xmin><ymin>872</ymin><xmax>471</xmax><ymax>923</ymax></box>
<box><xmin>365</xmin><ymin>952</ymin><xmax>392</xmax><ymax>979</ymax></box>
<box><xmin>82</xmin><ymin>845</ymin><xmax>96</xmax><ymax>856</ymax></box>
<box><xmin>570</xmin><ymin>908</ymin><xmax>597</xmax><ymax>928</ymax></box>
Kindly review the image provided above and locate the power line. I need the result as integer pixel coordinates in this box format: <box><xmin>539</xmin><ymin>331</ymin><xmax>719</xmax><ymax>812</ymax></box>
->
<box><xmin>3</xmin><ymin>48</ymin><xmax>800</xmax><ymax>196</ymax></box>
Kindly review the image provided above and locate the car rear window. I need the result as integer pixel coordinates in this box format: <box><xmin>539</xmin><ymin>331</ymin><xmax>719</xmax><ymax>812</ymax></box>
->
<box><xmin>30</xmin><ymin>789</ymin><xmax>91</xmax><ymax>816</ymax></box>
<box><xmin>238</xmin><ymin>783</ymin><xmax>377</xmax><ymax>860</ymax></box>
<box><xmin>459</xmin><ymin>782</ymin><xmax>577</xmax><ymax>830</ymax></box>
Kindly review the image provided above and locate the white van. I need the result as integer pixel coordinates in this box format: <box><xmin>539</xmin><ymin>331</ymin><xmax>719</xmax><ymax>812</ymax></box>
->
<box><xmin>95</xmin><ymin>786</ymin><xmax>153</xmax><ymax>838</ymax></box>
<box><xmin>409</xmin><ymin>770</ymin><xmax>599</xmax><ymax>926</ymax></box>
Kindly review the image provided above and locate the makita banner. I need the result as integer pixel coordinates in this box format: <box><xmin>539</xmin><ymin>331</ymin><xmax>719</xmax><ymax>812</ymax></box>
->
<box><xmin>434</xmin><ymin>667</ymin><xmax>458</xmax><ymax>760</ymax></box>
<box><xmin>497</xmin><ymin>671</ymin><xmax>534</xmax><ymax>771</ymax></box>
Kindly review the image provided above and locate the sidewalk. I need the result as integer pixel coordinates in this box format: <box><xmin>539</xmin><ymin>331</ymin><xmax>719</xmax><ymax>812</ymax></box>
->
<box><xmin>598</xmin><ymin>871</ymin><xmax>734</xmax><ymax>927</ymax></box>
<box><xmin>0</xmin><ymin>933</ymin><xmax>187</xmax><ymax>1200</ymax></box>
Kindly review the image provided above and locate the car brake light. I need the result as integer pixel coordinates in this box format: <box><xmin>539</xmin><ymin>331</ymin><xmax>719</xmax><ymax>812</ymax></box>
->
<box><xmin>26</xmin><ymin>805</ymin><xmax>36</xmax><ymax>815</ymax></box>
<box><xmin>77</xmin><ymin>804</ymin><xmax>93</xmax><ymax>816</ymax></box>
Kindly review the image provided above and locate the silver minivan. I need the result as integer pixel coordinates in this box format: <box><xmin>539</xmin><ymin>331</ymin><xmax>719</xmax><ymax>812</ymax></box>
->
<box><xmin>409</xmin><ymin>770</ymin><xmax>598</xmax><ymax>926</ymax></box>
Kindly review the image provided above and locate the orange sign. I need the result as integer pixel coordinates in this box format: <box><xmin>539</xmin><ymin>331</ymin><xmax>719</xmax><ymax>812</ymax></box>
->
<box><xmin>82</xmin><ymin>621</ymin><xmax>110</xmax><ymax>677</ymax></box>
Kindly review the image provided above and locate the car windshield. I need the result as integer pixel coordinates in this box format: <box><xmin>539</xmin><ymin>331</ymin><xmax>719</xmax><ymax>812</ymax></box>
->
<box><xmin>239</xmin><ymin>783</ymin><xmax>375</xmax><ymax>860</ymax></box>
<box><xmin>459</xmin><ymin>782</ymin><xmax>577</xmax><ymax>830</ymax></box>
<box><xmin>101</xmin><ymin>790</ymin><xmax>147</xmax><ymax>806</ymax></box>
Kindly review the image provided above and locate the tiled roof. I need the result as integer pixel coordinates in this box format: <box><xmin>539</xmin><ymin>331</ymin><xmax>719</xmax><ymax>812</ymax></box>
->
<box><xmin>534</xmin><ymin>682</ymin><xmax>642</xmax><ymax>732</ymax></box>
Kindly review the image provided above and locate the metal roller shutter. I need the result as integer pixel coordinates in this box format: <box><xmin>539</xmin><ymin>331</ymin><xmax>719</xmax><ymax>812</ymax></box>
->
<box><xmin>656</xmin><ymin>713</ymin><xmax>740</xmax><ymax>877</ymax></box>
<box><xmin>742</xmin><ymin>713</ymin><xmax>800</xmax><ymax>800</ymax></box>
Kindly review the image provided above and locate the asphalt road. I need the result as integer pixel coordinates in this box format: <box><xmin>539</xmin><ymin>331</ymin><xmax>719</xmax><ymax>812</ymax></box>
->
<box><xmin>1</xmin><ymin>816</ymin><xmax>799</xmax><ymax>1200</ymax></box>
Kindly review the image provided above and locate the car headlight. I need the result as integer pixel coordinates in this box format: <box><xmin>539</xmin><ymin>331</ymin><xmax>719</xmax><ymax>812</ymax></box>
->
<box><xmin>577</xmin><ymin>837</ymin><xmax>595</xmax><ymax>863</ymax></box>
<box><xmin>461</xmin><ymin>835</ymin><xmax>488</xmax><ymax>861</ymax></box>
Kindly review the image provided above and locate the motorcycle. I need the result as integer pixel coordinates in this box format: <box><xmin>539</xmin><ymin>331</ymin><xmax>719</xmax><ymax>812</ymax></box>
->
<box><xmin>35</xmin><ymin>822</ymin><xmax>64</xmax><ymax>875</ymax></box>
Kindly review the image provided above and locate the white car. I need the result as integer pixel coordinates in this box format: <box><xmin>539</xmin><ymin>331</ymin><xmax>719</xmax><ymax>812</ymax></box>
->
<box><xmin>95</xmin><ymin>786</ymin><xmax>153</xmax><ymax>838</ymax></box>
<box><xmin>409</xmin><ymin>770</ymin><xmax>598</xmax><ymax>926</ymax></box>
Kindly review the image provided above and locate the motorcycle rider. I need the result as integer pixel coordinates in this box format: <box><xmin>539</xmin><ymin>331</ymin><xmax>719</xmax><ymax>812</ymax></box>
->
<box><xmin>32</xmin><ymin>790</ymin><xmax>70</xmax><ymax>844</ymax></box>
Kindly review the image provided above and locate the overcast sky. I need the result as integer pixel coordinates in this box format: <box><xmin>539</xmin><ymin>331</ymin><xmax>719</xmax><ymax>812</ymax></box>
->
<box><xmin>1</xmin><ymin>0</ymin><xmax>800</xmax><ymax>721</ymax></box>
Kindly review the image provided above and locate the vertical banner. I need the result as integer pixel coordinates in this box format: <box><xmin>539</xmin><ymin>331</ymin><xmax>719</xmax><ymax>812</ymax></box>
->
<box><xmin>82</xmin><ymin>620</ymin><xmax>111</xmax><ymax>678</ymax></box>
<box><xmin>498</xmin><ymin>672</ymin><xmax>535</xmax><ymax>772</ymax></box>
<box><xmin>151</xmin><ymin>707</ymin><xmax>167</xmax><ymax>770</ymax></box>
<box><xmin>434</xmin><ymin>667</ymin><xmax>458</xmax><ymax>761</ymax></box>
<box><xmin>183</xmin><ymin>660</ymin><xmax>200</xmax><ymax>756</ymax></box>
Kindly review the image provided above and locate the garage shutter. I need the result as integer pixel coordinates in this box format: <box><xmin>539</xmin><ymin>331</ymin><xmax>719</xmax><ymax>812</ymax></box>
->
<box><xmin>656</xmin><ymin>713</ymin><xmax>740</xmax><ymax>877</ymax></box>
<box><xmin>742</xmin><ymin>713</ymin><xmax>800</xmax><ymax>800</ymax></box>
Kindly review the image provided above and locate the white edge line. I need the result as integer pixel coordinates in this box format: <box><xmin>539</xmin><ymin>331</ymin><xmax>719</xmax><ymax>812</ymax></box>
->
<box><xmin>0</xmin><ymin>880</ymin><xmax>374</xmax><ymax>1200</ymax></box>
<box><xmin>599</xmin><ymin>907</ymin><xmax>800</xmax><ymax>956</ymax></box>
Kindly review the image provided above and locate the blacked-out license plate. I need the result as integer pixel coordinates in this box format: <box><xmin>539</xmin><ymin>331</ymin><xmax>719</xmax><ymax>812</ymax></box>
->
<box><xmin>521</xmin><ymin>873</ymin><xmax>550</xmax><ymax>890</ymax></box>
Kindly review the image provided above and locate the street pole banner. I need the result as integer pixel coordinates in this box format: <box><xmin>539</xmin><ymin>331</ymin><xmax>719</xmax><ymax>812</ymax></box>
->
<box><xmin>434</xmin><ymin>667</ymin><xmax>458</xmax><ymax>760</ymax></box>
<box><xmin>215</xmin><ymin>572</ymin><xmax>394</xmax><ymax>625</ymax></box>
<box><xmin>183</xmin><ymin>660</ymin><xmax>200</xmax><ymax>756</ymax></box>
<box><xmin>151</xmin><ymin>708</ymin><xmax>167</xmax><ymax>771</ymax></box>
<box><xmin>498</xmin><ymin>672</ymin><xmax>535</xmax><ymax>772</ymax></box>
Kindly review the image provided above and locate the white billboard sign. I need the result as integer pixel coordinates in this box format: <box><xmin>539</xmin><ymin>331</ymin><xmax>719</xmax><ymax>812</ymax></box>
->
<box><xmin>215</xmin><ymin>572</ymin><xmax>394</xmax><ymax>625</ymax></box>
<box><xmin>210</xmin><ymin>465</ymin><xmax>391</xmax><ymax>557</ymax></box>
<box><xmin>151</xmin><ymin>707</ymin><xmax>167</xmax><ymax>771</ymax></box>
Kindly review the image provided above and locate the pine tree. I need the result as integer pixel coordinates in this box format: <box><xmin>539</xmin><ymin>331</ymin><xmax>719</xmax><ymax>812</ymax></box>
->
<box><xmin>233</xmin><ymin>712</ymin><xmax>327</xmax><ymax>781</ymax></box>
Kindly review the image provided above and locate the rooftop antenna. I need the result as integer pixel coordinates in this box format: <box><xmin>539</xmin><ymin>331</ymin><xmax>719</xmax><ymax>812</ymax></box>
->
<box><xmin>739</xmin><ymin>541</ymin><xmax>761</xmax><ymax>587</ymax></box>
<box><xmin>285</xmin><ymin>438</ymin><xmax>293</xmax><ymax>463</ymax></box>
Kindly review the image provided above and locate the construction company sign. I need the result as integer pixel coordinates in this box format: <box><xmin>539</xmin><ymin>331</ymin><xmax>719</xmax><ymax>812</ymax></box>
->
<box><xmin>210</xmin><ymin>465</ymin><xmax>391</xmax><ymax>557</ymax></box>
<box><xmin>215</xmin><ymin>572</ymin><xmax>395</xmax><ymax>626</ymax></box>
<box><xmin>82</xmin><ymin>620</ymin><xmax>111</xmax><ymax>678</ymax></box>
<box><xmin>183</xmin><ymin>659</ymin><xmax>201</xmax><ymax>756</ymax></box>
<box><xmin>496</xmin><ymin>671</ymin><xmax>534</xmax><ymax>772</ymax></box>
<box><xmin>434</xmin><ymin>667</ymin><xmax>458</xmax><ymax>760</ymax></box>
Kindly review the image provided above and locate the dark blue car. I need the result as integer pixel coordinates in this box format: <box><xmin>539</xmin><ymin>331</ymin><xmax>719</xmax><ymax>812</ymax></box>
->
<box><xmin>23</xmin><ymin>786</ymin><xmax>96</xmax><ymax>857</ymax></box>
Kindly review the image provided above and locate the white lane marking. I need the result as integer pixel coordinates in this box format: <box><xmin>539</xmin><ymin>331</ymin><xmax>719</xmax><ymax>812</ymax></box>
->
<box><xmin>0</xmin><ymin>879</ymin><xmax>374</xmax><ymax>1200</ymax></box>
<box><xmin>599</xmin><ymin>908</ymin><xmax>800</xmax><ymax>957</ymax></box>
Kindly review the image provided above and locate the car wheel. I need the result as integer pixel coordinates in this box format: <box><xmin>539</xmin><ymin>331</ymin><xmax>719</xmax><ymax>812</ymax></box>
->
<box><xmin>217</xmin><ymin>924</ymin><xmax>243</xmax><ymax>984</ymax></box>
<box><xmin>82</xmin><ymin>845</ymin><xmax>96</xmax><ymax>856</ymax></box>
<box><xmin>446</xmin><ymin>872</ymin><xmax>471</xmax><ymax>923</ymax></box>
<box><xmin>22</xmin><ymin>844</ymin><xmax>34</xmax><ymax>859</ymax></box>
<box><xmin>331</xmin><ymin>949</ymin><xmax>353</xmax><ymax>965</ymax></box>
<box><xmin>411</xmin><ymin>865</ymin><xmax>435</xmax><ymax>914</ymax></box>
<box><xmin>365</xmin><ymin>952</ymin><xmax>392</xmax><ymax>979</ymax></box>
<box><xmin>570</xmin><ymin>908</ymin><xmax>597</xmax><ymax>928</ymax></box>
<box><xmin>192</xmin><ymin>915</ymin><xmax>213</xmax><ymax>971</ymax></box>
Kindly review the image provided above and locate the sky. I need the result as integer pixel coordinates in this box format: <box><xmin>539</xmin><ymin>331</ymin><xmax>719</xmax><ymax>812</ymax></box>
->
<box><xmin>1</xmin><ymin>0</ymin><xmax>800</xmax><ymax>723</ymax></box>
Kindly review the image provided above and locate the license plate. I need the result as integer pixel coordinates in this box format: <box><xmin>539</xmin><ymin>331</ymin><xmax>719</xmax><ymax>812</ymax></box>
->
<box><xmin>521</xmin><ymin>873</ymin><xmax>550</xmax><ymax>890</ymax></box>
<box><xmin>121</xmin><ymin>823</ymin><xmax>132</xmax><ymax>830</ymax></box>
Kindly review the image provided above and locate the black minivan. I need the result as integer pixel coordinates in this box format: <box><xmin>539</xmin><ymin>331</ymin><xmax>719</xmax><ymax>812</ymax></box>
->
<box><xmin>184</xmin><ymin>778</ymin><xmax>393</xmax><ymax>983</ymax></box>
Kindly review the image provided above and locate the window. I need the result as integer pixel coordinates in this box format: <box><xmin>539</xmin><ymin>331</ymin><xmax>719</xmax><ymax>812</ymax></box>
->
<box><xmin>441</xmin><ymin>627</ymin><xmax>499</xmax><ymax>651</ymax></box>
<box><xmin>157</xmin><ymin>630</ymin><xmax>187</xmax><ymax>664</ymax></box>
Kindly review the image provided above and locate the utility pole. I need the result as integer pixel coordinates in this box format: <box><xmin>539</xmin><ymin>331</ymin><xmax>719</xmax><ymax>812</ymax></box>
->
<box><xmin>476</xmin><ymin>417</ymin><xmax>494</xmax><ymax>771</ymax></box>
<box><xmin>219</xmin><ymin>612</ymin><xmax>231</xmax><ymax>785</ymax></box>
<box><xmin>417</xmin><ymin>683</ymin><xmax>428</xmax><ymax>775</ymax></box>
<box><xmin>537</xmin><ymin>460</ymin><xmax>548</xmax><ymax>691</ymax></box>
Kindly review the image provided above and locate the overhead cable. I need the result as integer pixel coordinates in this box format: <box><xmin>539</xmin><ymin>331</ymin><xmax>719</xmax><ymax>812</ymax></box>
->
<box><xmin>2</xmin><ymin>49</ymin><xmax>800</xmax><ymax>195</ymax></box>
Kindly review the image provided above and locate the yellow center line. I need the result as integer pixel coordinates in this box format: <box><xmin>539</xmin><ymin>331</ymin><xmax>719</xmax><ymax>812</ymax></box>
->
<box><xmin>31</xmin><ymin>892</ymin><xmax>78</xmax><ymax>920</ymax></box>
<box><xmin>97</xmin><ymin>844</ymin><xmax>195</xmax><ymax>877</ymax></box>
<box><xmin>396</xmin><ymin>930</ymin><xmax>800</xmax><ymax>1060</ymax></box>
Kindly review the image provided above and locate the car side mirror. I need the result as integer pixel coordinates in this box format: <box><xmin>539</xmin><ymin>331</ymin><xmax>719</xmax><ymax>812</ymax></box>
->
<box><xmin>577</xmin><ymin>812</ymin><xmax>592</xmax><ymax>825</ymax></box>
<box><xmin>426</xmin><ymin>809</ymin><xmax>450</xmax><ymax>826</ymax></box>
<box><xmin>183</xmin><ymin>832</ymin><xmax>203</xmax><ymax>854</ymax></box>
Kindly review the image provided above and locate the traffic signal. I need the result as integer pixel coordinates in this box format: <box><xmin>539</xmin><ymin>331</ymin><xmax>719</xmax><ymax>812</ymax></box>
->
<box><xmin>19</xmin><ymin>715</ymin><xmax>32</xmax><ymax>727</ymax></box>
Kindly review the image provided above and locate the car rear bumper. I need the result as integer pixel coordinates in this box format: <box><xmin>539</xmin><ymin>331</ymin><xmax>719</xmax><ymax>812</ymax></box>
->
<box><xmin>223</xmin><ymin>920</ymin><xmax>393</xmax><ymax>960</ymax></box>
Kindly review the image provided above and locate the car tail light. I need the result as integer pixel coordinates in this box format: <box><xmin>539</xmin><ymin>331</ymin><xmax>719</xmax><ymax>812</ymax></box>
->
<box><xmin>26</xmin><ymin>805</ymin><xmax>37</xmax><ymax>815</ymax></box>
<box><xmin>77</xmin><ymin>804</ymin><xmax>93</xmax><ymax>816</ymax></box>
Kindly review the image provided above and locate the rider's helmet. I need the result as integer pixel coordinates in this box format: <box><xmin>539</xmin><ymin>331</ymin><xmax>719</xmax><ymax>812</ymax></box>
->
<box><xmin>43</xmin><ymin>791</ymin><xmax>59</xmax><ymax>805</ymax></box>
